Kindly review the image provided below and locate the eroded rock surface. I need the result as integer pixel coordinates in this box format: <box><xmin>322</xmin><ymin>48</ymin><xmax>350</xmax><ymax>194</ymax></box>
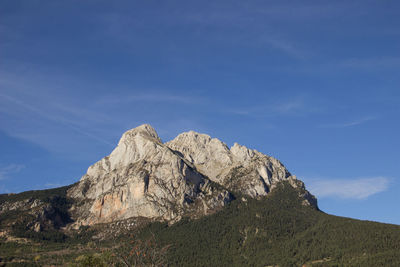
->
<box><xmin>68</xmin><ymin>125</ymin><xmax>232</xmax><ymax>226</ymax></box>
<box><xmin>68</xmin><ymin>124</ymin><xmax>316</xmax><ymax>226</ymax></box>
<box><xmin>167</xmin><ymin>132</ymin><xmax>292</xmax><ymax>197</ymax></box>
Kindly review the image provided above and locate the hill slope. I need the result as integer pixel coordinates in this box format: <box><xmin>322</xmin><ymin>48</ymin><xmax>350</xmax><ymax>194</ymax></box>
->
<box><xmin>66</xmin><ymin>124</ymin><xmax>316</xmax><ymax>227</ymax></box>
<box><xmin>138</xmin><ymin>182</ymin><xmax>400</xmax><ymax>267</ymax></box>
<box><xmin>0</xmin><ymin>124</ymin><xmax>398</xmax><ymax>266</ymax></box>
<box><xmin>0</xmin><ymin>181</ymin><xmax>399</xmax><ymax>266</ymax></box>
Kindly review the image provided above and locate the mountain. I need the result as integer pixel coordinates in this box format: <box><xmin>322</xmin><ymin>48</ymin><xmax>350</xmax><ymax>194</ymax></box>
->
<box><xmin>1</xmin><ymin>124</ymin><xmax>399</xmax><ymax>266</ymax></box>
<box><xmin>67</xmin><ymin>124</ymin><xmax>316</xmax><ymax>227</ymax></box>
<box><xmin>68</xmin><ymin>124</ymin><xmax>232</xmax><ymax>226</ymax></box>
<box><xmin>1</xmin><ymin>181</ymin><xmax>399</xmax><ymax>266</ymax></box>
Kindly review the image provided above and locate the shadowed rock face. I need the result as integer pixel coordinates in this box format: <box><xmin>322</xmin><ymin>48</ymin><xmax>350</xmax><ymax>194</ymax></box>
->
<box><xmin>68</xmin><ymin>124</ymin><xmax>316</xmax><ymax>226</ymax></box>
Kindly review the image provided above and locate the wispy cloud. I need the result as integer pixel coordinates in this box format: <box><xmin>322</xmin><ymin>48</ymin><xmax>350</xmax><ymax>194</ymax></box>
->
<box><xmin>94</xmin><ymin>3</ymin><xmax>314</xmax><ymax>60</ymax></box>
<box><xmin>320</xmin><ymin>116</ymin><xmax>377</xmax><ymax>128</ymax></box>
<box><xmin>272</xmin><ymin>98</ymin><xmax>306</xmax><ymax>114</ymax></box>
<box><xmin>252</xmin><ymin>2</ymin><xmax>348</xmax><ymax>21</ymax></box>
<box><xmin>224</xmin><ymin>106</ymin><xmax>263</xmax><ymax>116</ymax></box>
<box><xmin>95</xmin><ymin>93</ymin><xmax>200</xmax><ymax>106</ymax></box>
<box><xmin>0</xmin><ymin>164</ymin><xmax>25</xmax><ymax>180</ymax></box>
<box><xmin>224</xmin><ymin>97</ymin><xmax>311</xmax><ymax>117</ymax></box>
<box><xmin>340</xmin><ymin>57</ymin><xmax>400</xmax><ymax>71</ymax></box>
<box><xmin>262</xmin><ymin>37</ymin><xmax>307</xmax><ymax>59</ymax></box>
<box><xmin>306</xmin><ymin>177</ymin><xmax>390</xmax><ymax>200</ymax></box>
<box><xmin>0</xmin><ymin>93</ymin><xmax>115</xmax><ymax>147</ymax></box>
<box><xmin>0</xmin><ymin>68</ymin><xmax>208</xmax><ymax>157</ymax></box>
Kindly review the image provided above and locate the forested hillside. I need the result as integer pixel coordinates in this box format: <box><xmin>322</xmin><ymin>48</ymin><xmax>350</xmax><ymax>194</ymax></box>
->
<box><xmin>1</xmin><ymin>182</ymin><xmax>399</xmax><ymax>266</ymax></box>
<box><xmin>139</xmin><ymin>182</ymin><xmax>400</xmax><ymax>266</ymax></box>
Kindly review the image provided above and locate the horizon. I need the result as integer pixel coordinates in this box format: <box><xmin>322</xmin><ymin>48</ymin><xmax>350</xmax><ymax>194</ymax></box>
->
<box><xmin>1</xmin><ymin>1</ymin><xmax>399</xmax><ymax>225</ymax></box>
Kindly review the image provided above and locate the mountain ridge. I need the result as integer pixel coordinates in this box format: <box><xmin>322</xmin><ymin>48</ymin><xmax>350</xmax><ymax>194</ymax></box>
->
<box><xmin>1</xmin><ymin>124</ymin><xmax>400</xmax><ymax>266</ymax></box>
<box><xmin>66</xmin><ymin>124</ymin><xmax>316</xmax><ymax>227</ymax></box>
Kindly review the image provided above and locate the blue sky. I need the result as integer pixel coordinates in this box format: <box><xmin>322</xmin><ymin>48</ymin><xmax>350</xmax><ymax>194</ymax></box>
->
<box><xmin>1</xmin><ymin>1</ymin><xmax>399</xmax><ymax>224</ymax></box>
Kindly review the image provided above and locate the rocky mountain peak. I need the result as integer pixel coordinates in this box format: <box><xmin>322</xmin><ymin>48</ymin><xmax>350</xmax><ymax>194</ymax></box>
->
<box><xmin>67</xmin><ymin>124</ymin><xmax>316</xmax><ymax>227</ymax></box>
<box><xmin>84</xmin><ymin>124</ymin><xmax>164</xmax><ymax>178</ymax></box>
<box><xmin>120</xmin><ymin>124</ymin><xmax>161</xmax><ymax>144</ymax></box>
<box><xmin>169</xmin><ymin>130</ymin><xmax>220</xmax><ymax>149</ymax></box>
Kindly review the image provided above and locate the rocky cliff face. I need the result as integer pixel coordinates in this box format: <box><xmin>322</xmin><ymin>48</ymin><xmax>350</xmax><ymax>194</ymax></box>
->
<box><xmin>67</xmin><ymin>124</ymin><xmax>316</xmax><ymax>227</ymax></box>
<box><xmin>67</xmin><ymin>125</ymin><xmax>232</xmax><ymax>226</ymax></box>
<box><xmin>167</xmin><ymin>131</ymin><xmax>292</xmax><ymax>197</ymax></box>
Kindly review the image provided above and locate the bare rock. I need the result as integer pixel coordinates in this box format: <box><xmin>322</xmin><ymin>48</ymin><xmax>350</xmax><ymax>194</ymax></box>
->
<box><xmin>68</xmin><ymin>124</ymin><xmax>232</xmax><ymax>226</ymax></box>
<box><xmin>167</xmin><ymin>132</ymin><xmax>292</xmax><ymax>198</ymax></box>
<box><xmin>67</xmin><ymin>123</ymin><xmax>316</xmax><ymax>226</ymax></box>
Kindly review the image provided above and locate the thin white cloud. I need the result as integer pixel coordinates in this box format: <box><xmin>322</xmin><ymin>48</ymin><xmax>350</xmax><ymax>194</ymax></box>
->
<box><xmin>0</xmin><ymin>68</ymin><xmax>209</xmax><ymax>158</ymax></box>
<box><xmin>0</xmin><ymin>93</ymin><xmax>115</xmax><ymax>147</ymax></box>
<box><xmin>93</xmin><ymin>3</ymin><xmax>313</xmax><ymax>60</ymax></box>
<box><xmin>272</xmin><ymin>98</ymin><xmax>305</xmax><ymax>114</ymax></box>
<box><xmin>320</xmin><ymin>116</ymin><xmax>377</xmax><ymax>128</ymax></box>
<box><xmin>224</xmin><ymin>106</ymin><xmax>262</xmax><ymax>116</ymax></box>
<box><xmin>262</xmin><ymin>37</ymin><xmax>306</xmax><ymax>59</ymax></box>
<box><xmin>306</xmin><ymin>177</ymin><xmax>390</xmax><ymax>200</ymax></box>
<box><xmin>95</xmin><ymin>93</ymin><xmax>200</xmax><ymax>106</ymax></box>
<box><xmin>340</xmin><ymin>57</ymin><xmax>400</xmax><ymax>71</ymax></box>
<box><xmin>0</xmin><ymin>164</ymin><xmax>25</xmax><ymax>180</ymax></box>
<box><xmin>224</xmin><ymin>97</ymin><xmax>310</xmax><ymax>117</ymax></box>
<box><xmin>251</xmin><ymin>2</ymin><xmax>350</xmax><ymax>21</ymax></box>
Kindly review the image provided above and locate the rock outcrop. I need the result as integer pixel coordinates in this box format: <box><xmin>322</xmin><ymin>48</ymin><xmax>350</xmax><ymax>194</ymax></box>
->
<box><xmin>67</xmin><ymin>124</ymin><xmax>316</xmax><ymax>226</ymax></box>
<box><xmin>68</xmin><ymin>125</ymin><xmax>233</xmax><ymax>226</ymax></box>
<box><xmin>167</xmin><ymin>131</ymin><xmax>292</xmax><ymax>197</ymax></box>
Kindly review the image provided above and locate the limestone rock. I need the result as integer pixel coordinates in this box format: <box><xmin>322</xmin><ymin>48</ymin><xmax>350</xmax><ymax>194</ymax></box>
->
<box><xmin>67</xmin><ymin>123</ymin><xmax>316</xmax><ymax>226</ymax></box>
<box><xmin>167</xmin><ymin>132</ymin><xmax>292</xmax><ymax>198</ymax></box>
<box><xmin>68</xmin><ymin>124</ymin><xmax>232</xmax><ymax>226</ymax></box>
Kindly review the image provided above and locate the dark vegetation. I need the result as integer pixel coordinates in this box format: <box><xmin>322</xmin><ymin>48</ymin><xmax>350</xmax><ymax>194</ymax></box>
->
<box><xmin>0</xmin><ymin>184</ymin><xmax>76</xmax><ymax>244</ymax></box>
<box><xmin>138</xmin><ymin>182</ymin><xmax>400</xmax><ymax>266</ymax></box>
<box><xmin>1</xmin><ymin>181</ymin><xmax>400</xmax><ymax>266</ymax></box>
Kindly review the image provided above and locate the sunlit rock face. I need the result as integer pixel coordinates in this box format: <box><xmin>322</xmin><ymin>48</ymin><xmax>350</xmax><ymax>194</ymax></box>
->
<box><xmin>68</xmin><ymin>124</ymin><xmax>232</xmax><ymax>226</ymax></box>
<box><xmin>68</xmin><ymin>124</ymin><xmax>315</xmax><ymax>226</ymax></box>
<box><xmin>167</xmin><ymin>132</ymin><xmax>292</xmax><ymax>197</ymax></box>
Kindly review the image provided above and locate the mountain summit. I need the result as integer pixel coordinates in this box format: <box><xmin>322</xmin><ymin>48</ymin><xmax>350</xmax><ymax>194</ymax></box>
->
<box><xmin>67</xmin><ymin>124</ymin><xmax>316</xmax><ymax>226</ymax></box>
<box><xmin>6</xmin><ymin>125</ymin><xmax>399</xmax><ymax>267</ymax></box>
